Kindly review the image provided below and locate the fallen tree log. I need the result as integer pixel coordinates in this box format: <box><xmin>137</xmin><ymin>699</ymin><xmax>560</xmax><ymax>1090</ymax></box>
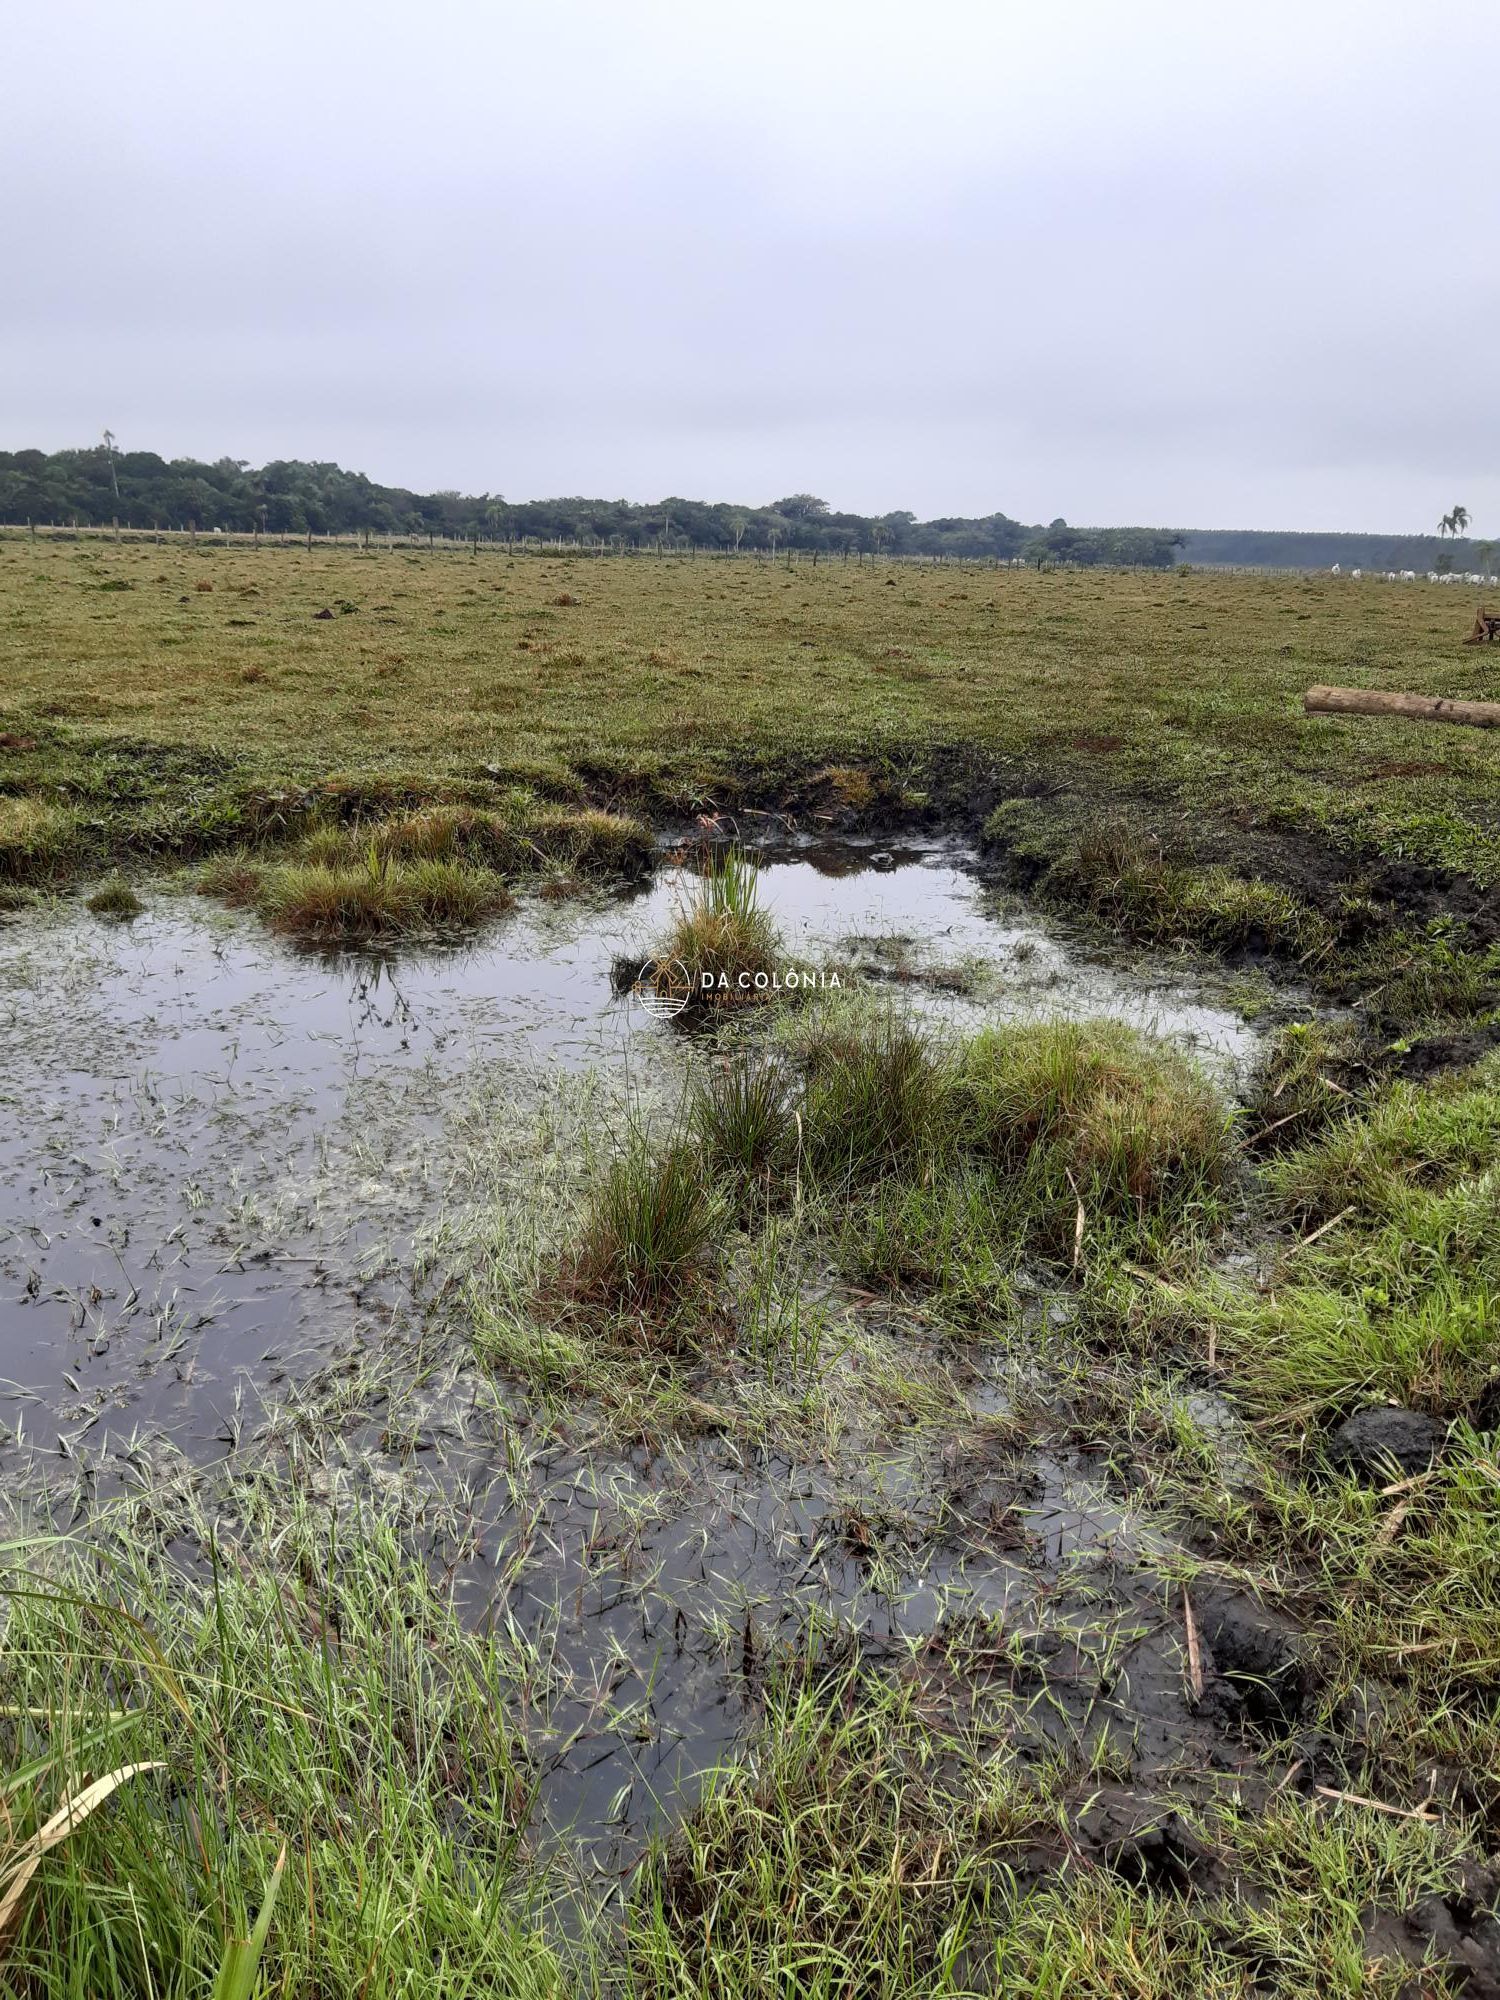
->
<box><xmin>1305</xmin><ymin>685</ymin><xmax>1500</xmax><ymax>730</ymax></box>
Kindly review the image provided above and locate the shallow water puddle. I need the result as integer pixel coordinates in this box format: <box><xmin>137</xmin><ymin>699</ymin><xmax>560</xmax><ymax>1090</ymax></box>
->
<box><xmin>0</xmin><ymin>840</ymin><xmax>1278</xmax><ymax>1462</ymax></box>
<box><xmin>0</xmin><ymin>842</ymin><xmax>1286</xmax><ymax>1871</ymax></box>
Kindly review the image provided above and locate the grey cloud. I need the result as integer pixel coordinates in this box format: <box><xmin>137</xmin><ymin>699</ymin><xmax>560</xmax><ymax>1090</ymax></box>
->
<box><xmin>5</xmin><ymin>0</ymin><xmax>1498</xmax><ymax>530</ymax></box>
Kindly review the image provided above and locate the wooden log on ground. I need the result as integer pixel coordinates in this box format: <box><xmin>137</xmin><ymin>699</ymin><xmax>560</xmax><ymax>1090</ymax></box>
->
<box><xmin>1305</xmin><ymin>685</ymin><xmax>1500</xmax><ymax>730</ymax></box>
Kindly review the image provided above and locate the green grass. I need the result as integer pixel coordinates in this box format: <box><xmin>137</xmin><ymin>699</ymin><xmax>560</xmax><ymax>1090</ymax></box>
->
<box><xmin>83</xmin><ymin>876</ymin><xmax>144</xmax><ymax>919</ymax></box>
<box><xmin>798</xmin><ymin>1010</ymin><xmax>951</xmax><ymax>1188</ymax></box>
<box><xmin>1069</xmin><ymin>1048</ymin><xmax>1500</xmax><ymax>1816</ymax></box>
<box><xmin>1020</xmin><ymin>822</ymin><xmax>1334</xmax><ymax>959</ymax></box>
<box><xmin>0</xmin><ymin>796</ymin><xmax>86</xmax><ymax>884</ymax></box>
<box><xmin>652</xmin><ymin>846</ymin><xmax>784</xmax><ymax>1012</ymax></box>
<box><xmin>297</xmin><ymin>797</ymin><xmax>653</xmax><ymax>877</ymax></box>
<box><xmin>955</xmin><ymin>1019</ymin><xmax>1233</xmax><ymax>1258</ymax></box>
<box><xmin>551</xmin><ymin>1124</ymin><xmax>727</xmax><ymax>1337</ymax></box>
<box><xmin>192</xmin><ymin>795</ymin><xmax>653</xmax><ymax>937</ymax></box>
<box><xmin>7</xmin><ymin>535</ymin><xmax>1500</xmax><ymax>1991</ymax></box>
<box><xmin>625</xmin><ymin>1646</ymin><xmax>1478</xmax><ymax>1999</ymax></box>
<box><xmin>1161</xmin><ymin>1052</ymin><xmax>1500</xmax><ymax>1426</ymax></box>
<box><xmin>1243</xmin><ymin>1019</ymin><xmax>1367</xmax><ymax>1151</ymax></box>
<box><xmin>690</xmin><ymin>1054</ymin><xmax>797</xmax><ymax>1199</ymax></box>
<box><xmin>5</xmin><ymin>540</ymin><xmax>1500</xmax><ymax>910</ymax></box>
<box><xmin>0</xmin><ymin>1495</ymin><xmax>564</xmax><ymax>1998</ymax></box>
<box><xmin>249</xmin><ymin>851</ymin><xmax>515</xmax><ymax>942</ymax></box>
<box><xmin>6</xmin><ymin>1504</ymin><xmax>1486</xmax><ymax>1999</ymax></box>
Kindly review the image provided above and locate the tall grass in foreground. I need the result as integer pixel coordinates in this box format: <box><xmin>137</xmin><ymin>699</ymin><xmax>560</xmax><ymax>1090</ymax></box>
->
<box><xmin>6</xmin><ymin>1498</ymin><xmax>1483</xmax><ymax>1999</ymax></box>
<box><xmin>0</xmin><ymin>1500</ymin><xmax>563</xmax><ymax>1998</ymax></box>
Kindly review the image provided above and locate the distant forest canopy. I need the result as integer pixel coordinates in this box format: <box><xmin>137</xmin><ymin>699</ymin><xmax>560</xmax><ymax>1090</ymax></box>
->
<box><xmin>0</xmin><ymin>444</ymin><xmax>1180</xmax><ymax>566</ymax></box>
<box><xmin>1</xmin><ymin>444</ymin><xmax>1486</xmax><ymax>572</ymax></box>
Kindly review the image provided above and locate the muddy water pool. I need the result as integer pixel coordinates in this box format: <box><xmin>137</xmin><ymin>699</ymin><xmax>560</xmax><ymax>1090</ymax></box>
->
<box><xmin>0</xmin><ymin>841</ymin><xmax>1302</xmax><ymax>1873</ymax></box>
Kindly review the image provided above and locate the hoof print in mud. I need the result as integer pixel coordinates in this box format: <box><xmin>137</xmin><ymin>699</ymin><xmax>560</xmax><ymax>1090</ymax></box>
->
<box><xmin>1073</xmin><ymin>1789</ymin><xmax>1214</xmax><ymax>1893</ymax></box>
<box><xmin>1327</xmin><ymin>1406</ymin><xmax>1450</xmax><ymax>1484</ymax></box>
<box><xmin>1192</xmin><ymin>1587</ymin><xmax>1308</xmax><ymax>1726</ymax></box>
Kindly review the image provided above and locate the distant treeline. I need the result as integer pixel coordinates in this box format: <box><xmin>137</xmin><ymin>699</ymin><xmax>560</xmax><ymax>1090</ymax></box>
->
<box><xmin>16</xmin><ymin>445</ymin><xmax>1476</xmax><ymax>572</ymax></box>
<box><xmin>1176</xmin><ymin>527</ymin><xmax>1493</xmax><ymax>572</ymax></box>
<box><xmin>0</xmin><ymin>445</ymin><xmax>1183</xmax><ymax>566</ymax></box>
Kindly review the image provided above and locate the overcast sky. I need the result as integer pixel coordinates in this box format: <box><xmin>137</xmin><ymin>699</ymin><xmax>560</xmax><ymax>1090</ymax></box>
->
<box><xmin>6</xmin><ymin>1</ymin><xmax>1498</xmax><ymax>531</ymax></box>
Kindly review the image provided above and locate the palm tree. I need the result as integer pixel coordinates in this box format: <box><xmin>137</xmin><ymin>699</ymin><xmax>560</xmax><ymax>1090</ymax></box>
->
<box><xmin>1439</xmin><ymin>510</ymin><xmax>1454</xmax><ymax>538</ymax></box>
<box><xmin>1450</xmin><ymin>504</ymin><xmax>1471</xmax><ymax>539</ymax></box>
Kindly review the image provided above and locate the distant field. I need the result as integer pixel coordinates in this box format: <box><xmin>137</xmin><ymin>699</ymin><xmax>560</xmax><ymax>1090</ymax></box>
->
<box><xmin>2</xmin><ymin>536</ymin><xmax>1500</xmax><ymax>884</ymax></box>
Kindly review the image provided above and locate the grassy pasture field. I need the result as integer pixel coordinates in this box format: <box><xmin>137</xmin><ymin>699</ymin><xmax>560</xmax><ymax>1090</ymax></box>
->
<box><xmin>3</xmin><ymin>534</ymin><xmax>1500</xmax><ymax>890</ymax></box>
<box><xmin>4</xmin><ymin>537</ymin><xmax>1500</xmax><ymax>1995</ymax></box>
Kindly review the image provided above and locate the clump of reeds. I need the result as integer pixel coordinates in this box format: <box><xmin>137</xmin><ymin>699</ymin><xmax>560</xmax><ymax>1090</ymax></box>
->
<box><xmin>691</xmin><ymin>1056</ymin><xmax>798</xmax><ymax>1201</ymax></box>
<box><xmin>554</xmin><ymin>1128</ymin><xmax>726</xmax><ymax>1335</ymax></box>
<box><xmin>798</xmin><ymin>1013</ymin><xmax>951</xmax><ymax>1188</ymax></box>
<box><xmin>651</xmin><ymin>846</ymin><xmax>783</xmax><ymax>1014</ymax></box>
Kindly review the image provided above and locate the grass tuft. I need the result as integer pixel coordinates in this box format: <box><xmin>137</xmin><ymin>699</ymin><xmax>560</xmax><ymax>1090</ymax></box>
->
<box><xmin>84</xmin><ymin>876</ymin><xmax>144</xmax><ymax>919</ymax></box>
<box><xmin>554</xmin><ymin>1127</ymin><xmax>726</xmax><ymax>1331</ymax></box>
<box><xmin>691</xmin><ymin>1055</ymin><xmax>798</xmax><ymax>1200</ymax></box>
<box><xmin>1245</xmin><ymin>1019</ymin><xmax>1365</xmax><ymax>1151</ymax></box>
<box><xmin>799</xmin><ymin>1011</ymin><xmax>951</xmax><ymax>1188</ymax></box>
<box><xmin>957</xmin><ymin>1019</ymin><xmax>1233</xmax><ymax>1256</ymax></box>
<box><xmin>248</xmin><ymin>852</ymin><xmax>514</xmax><ymax>942</ymax></box>
<box><xmin>653</xmin><ymin>847</ymin><xmax>783</xmax><ymax>1013</ymax></box>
